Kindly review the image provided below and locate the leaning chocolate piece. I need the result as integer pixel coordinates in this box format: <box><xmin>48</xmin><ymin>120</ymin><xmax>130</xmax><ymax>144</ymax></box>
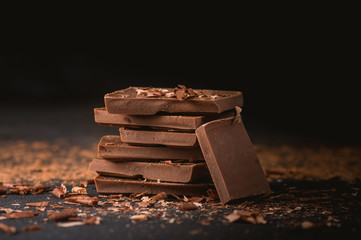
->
<box><xmin>89</xmin><ymin>158</ymin><xmax>211</xmax><ymax>183</ymax></box>
<box><xmin>196</xmin><ymin>116</ymin><xmax>271</xmax><ymax>204</ymax></box>
<box><xmin>119</xmin><ymin>128</ymin><xmax>198</xmax><ymax>147</ymax></box>
<box><xmin>94</xmin><ymin>175</ymin><xmax>214</xmax><ymax>196</ymax></box>
<box><xmin>104</xmin><ymin>87</ymin><xmax>243</xmax><ymax>115</ymax></box>
<box><xmin>98</xmin><ymin>135</ymin><xmax>204</xmax><ymax>161</ymax></box>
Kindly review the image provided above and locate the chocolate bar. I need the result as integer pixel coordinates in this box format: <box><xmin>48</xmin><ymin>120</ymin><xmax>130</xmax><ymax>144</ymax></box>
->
<box><xmin>98</xmin><ymin>135</ymin><xmax>204</xmax><ymax>161</ymax></box>
<box><xmin>196</xmin><ymin>117</ymin><xmax>271</xmax><ymax>204</ymax></box>
<box><xmin>94</xmin><ymin>107</ymin><xmax>202</xmax><ymax>130</ymax></box>
<box><xmin>104</xmin><ymin>87</ymin><xmax>243</xmax><ymax>115</ymax></box>
<box><xmin>94</xmin><ymin>175</ymin><xmax>214</xmax><ymax>195</ymax></box>
<box><xmin>95</xmin><ymin>107</ymin><xmax>235</xmax><ymax>130</ymax></box>
<box><xmin>119</xmin><ymin>128</ymin><xmax>198</xmax><ymax>147</ymax></box>
<box><xmin>89</xmin><ymin>158</ymin><xmax>211</xmax><ymax>183</ymax></box>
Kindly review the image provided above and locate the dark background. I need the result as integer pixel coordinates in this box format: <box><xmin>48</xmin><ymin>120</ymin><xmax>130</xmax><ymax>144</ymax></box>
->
<box><xmin>0</xmin><ymin>13</ymin><xmax>358</xmax><ymax>147</ymax></box>
<box><xmin>0</xmin><ymin>50</ymin><xmax>357</xmax><ymax>146</ymax></box>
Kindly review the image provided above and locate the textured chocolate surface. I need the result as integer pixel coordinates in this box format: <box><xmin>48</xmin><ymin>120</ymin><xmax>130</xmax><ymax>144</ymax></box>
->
<box><xmin>95</xmin><ymin>107</ymin><xmax>235</xmax><ymax>130</ymax></box>
<box><xmin>196</xmin><ymin>117</ymin><xmax>271</xmax><ymax>203</ymax></box>
<box><xmin>94</xmin><ymin>175</ymin><xmax>214</xmax><ymax>195</ymax></box>
<box><xmin>119</xmin><ymin>128</ymin><xmax>198</xmax><ymax>147</ymax></box>
<box><xmin>104</xmin><ymin>87</ymin><xmax>243</xmax><ymax>115</ymax></box>
<box><xmin>94</xmin><ymin>107</ymin><xmax>204</xmax><ymax>130</ymax></box>
<box><xmin>89</xmin><ymin>158</ymin><xmax>211</xmax><ymax>183</ymax></box>
<box><xmin>98</xmin><ymin>135</ymin><xmax>204</xmax><ymax>161</ymax></box>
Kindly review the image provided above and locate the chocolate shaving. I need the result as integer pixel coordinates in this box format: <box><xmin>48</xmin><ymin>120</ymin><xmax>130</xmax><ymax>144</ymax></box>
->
<box><xmin>130</xmin><ymin>191</ymin><xmax>149</xmax><ymax>199</ymax></box>
<box><xmin>110</xmin><ymin>194</ymin><xmax>123</xmax><ymax>199</ymax></box>
<box><xmin>0</xmin><ymin>223</ymin><xmax>16</xmax><ymax>234</ymax></box>
<box><xmin>71</xmin><ymin>186</ymin><xmax>87</xmax><ymax>194</ymax></box>
<box><xmin>83</xmin><ymin>216</ymin><xmax>101</xmax><ymax>225</ymax></box>
<box><xmin>130</xmin><ymin>214</ymin><xmax>149</xmax><ymax>221</ymax></box>
<box><xmin>67</xmin><ymin>196</ymin><xmax>99</xmax><ymax>207</ymax></box>
<box><xmin>190</xmin><ymin>196</ymin><xmax>205</xmax><ymax>203</ymax></box>
<box><xmin>174</xmin><ymin>85</ymin><xmax>199</xmax><ymax>101</ymax></box>
<box><xmin>138</xmin><ymin>201</ymin><xmax>154</xmax><ymax>208</ymax></box>
<box><xmin>22</xmin><ymin>225</ymin><xmax>41</xmax><ymax>232</ymax></box>
<box><xmin>300</xmin><ymin>196</ymin><xmax>333</xmax><ymax>202</ymax></box>
<box><xmin>225</xmin><ymin>210</ymin><xmax>267</xmax><ymax>224</ymax></box>
<box><xmin>52</xmin><ymin>186</ymin><xmax>66</xmax><ymax>199</ymax></box>
<box><xmin>150</xmin><ymin>192</ymin><xmax>167</xmax><ymax>201</ymax></box>
<box><xmin>5</xmin><ymin>211</ymin><xmax>40</xmax><ymax>219</ymax></box>
<box><xmin>9</xmin><ymin>185</ymin><xmax>32</xmax><ymax>195</ymax></box>
<box><xmin>26</xmin><ymin>201</ymin><xmax>49</xmax><ymax>207</ymax></box>
<box><xmin>232</xmin><ymin>106</ymin><xmax>242</xmax><ymax>124</ymax></box>
<box><xmin>180</xmin><ymin>203</ymin><xmax>198</xmax><ymax>211</ymax></box>
<box><xmin>48</xmin><ymin>209</ymin><xmax>77</xmax><ymax>222</ymax></box>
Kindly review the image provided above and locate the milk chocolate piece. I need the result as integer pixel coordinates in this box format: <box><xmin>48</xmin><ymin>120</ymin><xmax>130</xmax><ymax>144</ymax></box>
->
<box><xmin>94</xmin><ymin>175</ymin><xmax>214</xmax><ymax>196</ymax></box>
<box><xmin>104</xmin><ymin>87</ymin><xmax>243</xmax><ymax>115</ymax></box>
<box><xmin>89</xmin><ymin>158</ymin><xmax>211</xmax><ymax>183</ymax></box>
<box><xmin>119</xmin><ymin>128</ymin><xmax>197</xmax><ymax>147</ymax></box>
<box><xmin>196</xmin><ymin>117</ymin><xmax>271</xmax><ymax>204</ymax></box>
<box><xmin>98</xmin><ymin>135</ymin><xmax>204</xmax><ymax>161</ymax></box>
<box><xmin>94</xmin><ymin>107</ymin><xmax>203</xmax><ymax>130</ymax></box>
<box><xmin>94</xmin><ymin>107</ymin><xmax>235</xmax><ymax>130</ymax></box>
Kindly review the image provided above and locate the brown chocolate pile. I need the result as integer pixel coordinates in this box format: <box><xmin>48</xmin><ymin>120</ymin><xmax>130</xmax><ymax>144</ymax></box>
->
<box><xmin>90</xmin><ymin>86</ymin><xmax>270</xmax><ymax>203</ymax></box>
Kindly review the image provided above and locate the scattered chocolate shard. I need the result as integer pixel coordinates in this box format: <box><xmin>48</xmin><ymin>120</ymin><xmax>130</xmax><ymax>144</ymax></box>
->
<box><xmin>60</xmin><ymin>184</ymin><xmax>67</xmax><ymax>194</ymax></box>
<box><xmin>301</xmin><ymin>221</ymin><xmax>314</xmax><ymax>229</ymax></box>
<box><xmin>0</xmin><ymin>223</ymin><xmax>16</xmax><ymax>234</ymax></box>
<box><xmin>180</xmin><ymin>203</ymin><xmax>198</xmax><ymax>211</ymax></box>
<box><xmin>138</xmin><ymin>202</ymin><xmax>154</xmax><ymax>208</ymax></box>
<box><xmin>22</xmin><ymin>225</ymin><xmax>41</xmax><ymax>232</ymax></box>
<box><xmin>300</xmin><ymin>196</ymin><xmax>333</xmax><ymax>202</ymax></box>
<box><xmin>5</xmin><ymin>211</ymin><xmax>40</xmax><ymax>219</ymax></box>
<box><xmin>190</xmin><ymin>196</ymin><xmax>205</xmax><ymax>203</ymax></box>
<box><xmin>26</xmin><ymin>201</ymin><xmax>49</xmax><ymax>207</ymax></box>
<box><xmin>49</xmin><ymin>204</ymin><xmax>70</xmax><ymax>209</ymax></box>
<box><xmin>130</xmin><ymin>191</ymin><xmax>149</xmax><ymax>199</ymax></box>
<box><xmin>110</xmin><ymin>194</ymin><xmax>123</xmax><ymax>199</ymax></box>
<box><xmin>52</xmin><ymin>187</ymin><xmax>66</xmax><ymax>199</ymax></box>
<box><xmin>174</xmin><ymin>85</ymin><xmax>198</xmax><ymax>101</ymax></box>
<box><xmin>71</xmin><ymin>187</ymin><xmax>87</xmax><ymax>194</ymax></box>
<box><xmin>68</xmin><ymin>197</ymin><xmax>99</xmax><ymax>207</ymax></box>
<box><xmin>225</xmin><ymin>210</ymin><xmax>266</xmax><ymax>224</ymax></box>
<box><xmin>57</xmin><ymin>222</ymin><xmax>85</xmax><ymax>228</ymax></box>
<box><xmin>83</xmin><ymin>216</ymin><xmax>101</xmax><ymax>225</ymax></box>
<box><xmin>9</xmin><ymin>185</ymin><xmax>36</xmax><ymax>195</ymax></box>
<box><xmin>150</xmin><ymin>192</ymin><xmax>167</xmax><ymax>201</ymax></box>
<box><xmin>130</xmin><ymin>214</ymin><xmax>149</xmax><ymax>221</ymax></box>
<box><xmin>48</xmin><ymin>209</ymin><xmax>77</xmax><ymax>222</ymax></box>
<box><xmin>0</xmin><ymin>207</ymin><xmax>13</xmax><ymax>214</ymax></box>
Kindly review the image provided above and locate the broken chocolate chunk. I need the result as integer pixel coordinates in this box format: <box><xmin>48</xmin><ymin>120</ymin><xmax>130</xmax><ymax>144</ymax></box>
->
<box><xmin>104</xmin><ymin>87</ymin><xmax>243</xmax><ymax>115</ymax></box>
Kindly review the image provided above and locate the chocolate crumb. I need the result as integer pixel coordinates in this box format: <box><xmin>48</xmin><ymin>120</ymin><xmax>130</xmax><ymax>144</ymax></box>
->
<box><xmin>180</xmin><ymin>203</ymin><xmax>198</xmax><ymax>211</ymax></box>
<box><xmin>0</xmin><ymin>223</ymin><xmax>16</xmax><ymax>234</ymax></box>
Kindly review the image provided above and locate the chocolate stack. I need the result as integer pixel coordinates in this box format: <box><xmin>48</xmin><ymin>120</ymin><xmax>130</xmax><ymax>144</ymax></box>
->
<box><xmin>89</xmin><ymin>86</ymin><xmax>271</xmax><ymax>203</ymax></box>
